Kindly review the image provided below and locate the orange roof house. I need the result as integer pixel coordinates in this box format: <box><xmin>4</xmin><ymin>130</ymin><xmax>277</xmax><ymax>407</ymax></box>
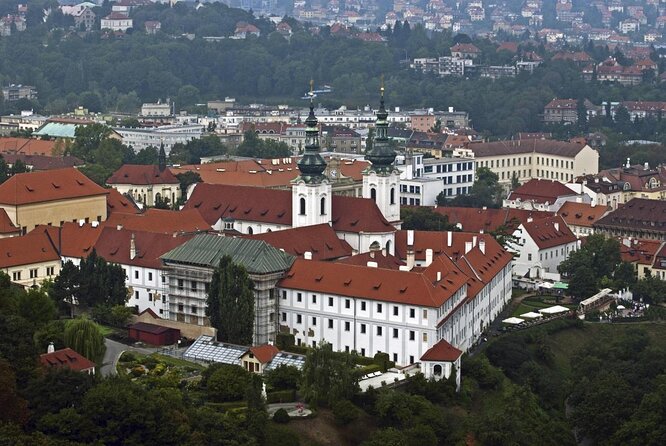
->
<box><xmin>40</xmin><ymin>348</ymin><xmax>95</xmax><ymax>374</ymax></box>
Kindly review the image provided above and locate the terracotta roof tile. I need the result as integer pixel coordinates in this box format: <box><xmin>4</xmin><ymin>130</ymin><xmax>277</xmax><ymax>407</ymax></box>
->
<box><xmin>595</xmin><ymin>198</ymin><xmax>666</xmax><ymax>235</ymax></box>
<box><xmin>1</xmin><ymin>154</ymin><xmax>83</xmax><ymax>171</ymax></box>
<box><xmin>0</xmin><ymin>230</ymin><xmax>59</xmax><ymax>268</ymax></box>
<box><xmin>107</xmin><ymin>164</ymin><xmax>179</xmax><ymax>186</ymax></box>
<box><xmin>522</xmin><ymin>215</ymin><xmax>577</xmax><ymax>249</ymax></box>
<box><xmin>37</xmin><ymin>222</ymin><xmax>103</xmax><ymax>259</ymax></box>
<box><xmin>246</xmin><ymin>344</ymin><xmax>280</xmax><ymax>363</ymax></box>
<box><xmin>557</xmin><ymin>202</ymin><xmax>609</xmax><ymax>228</ymax></box>
<box><xmin>508</xmin><ymin>179</ymin><xmax>577</xmax><ymax>203</ymax></box>
<box><xmin>243</xmin><ymin>224</ymin><xmax>352</xmax><ymax>260</ymax></box>
<box><xmin>40</xmin><ymin>348</ymin><xmax>95</xmax><ymax>372</ymax></box>
<box><xmin>469</xmin><ymin>139</ymin><xmax>588</xmax><ymax>158</ymax></box>
<box><xmin>105</xmin><ymin>208</ymin><xmax>210</xmax><ymax>234</ymax></box>
<box><xmin>433</xmin><ymin>207</ymin><xmax>553</xmax><ymax>233</ymax></box>
<box><xmin>0</xmin><ymin>168</ymin><xmax>108</xmax><ymax>205</ymax></box>
<box><xmin>106</xmin><ymin>189</ymin><xmax>141</xmax><ymax>215</ymax></box>
<box><xmin>0</xmin><ymin>208</ymin><xmax>19</xmax><ymax>234</ymax></box>
<box><xmin>420</xmin><ymin>339</ymin><xmax>462</xmax><ymax>362</ymax></box>
<box><xmin>335</xmin><ymin>251</ymin><xmax>405</xmax><ymax>270</ymax></box>
<box><xmin>0</xmin><ymin>137</ymin><xmax>55</xmax><ymax>156</ymax></box>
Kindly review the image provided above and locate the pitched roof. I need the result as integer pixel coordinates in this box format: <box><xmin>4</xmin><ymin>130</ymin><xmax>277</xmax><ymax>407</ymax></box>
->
<box><xmin>278</xmin><ymin>257</ymin><xmax>466</xmax><ymax>308</ymax></box>
<box><xmin>0</xmin><ymin>137</ymin><xmax>55</xmax><ymax>156</ymax></box>
<box><xmin>106</xmin><ymin>189</ymin><xmax>141</xmax><ymax>215</ymax></box>
<box><xmin>0</xmin><ymin>229</ymin><xmax>60</xmax><ymax>268</ymax></box>
<box><xmin>522</xmin><ymin>215</ymin><xmax>577</xmax><ymax>249</ymax></box>
<box><xmin>107</xmin><ymin>164</ymin><xmax>179</xmax><ymax>186</ymax></box>
<box><xmin>40</xmin><ymin>348</ymin><xmax>96</xmax><ymax>372</ymax></box>
<box><xmin>105</xmin><ymin>208</ymin><xmax>210</xmax><ymax>234</ymax></box>
<box><xmin>508</xmin><ymin>179</ymin><xmax>577</xmax><ymax>204</ymax></box>
<box><xmin>420</xmin><ymin>339</ymin><xmax>462</xmax><ymax>362</ymax></box>
<box><xmin>1</xmin><ymin>154</ymin><xmax>83</xmax><ymax>171</ymax></box>
<box><xmin>468</xmin><ymin>139</ymin><xmax>589</xmax><ymax>158</ymax></box>
<box><xmin>619</xmin><ymin>238</ymin><xmax>661</xmax><ymax>266</ymax></box>
<box><xmin>162</xmin><ymin>234</ymin><xmax>295</xmax><ymax>275</ymax></box>
<box><xmin>544</xmin><ymin>98</ymin><xmax>577</xmax><ymax>110</ymax></box>
<box><xmin>432</xmin><ymin>207</ymin><xmax>553</xmax><ymax>233</ymax></box>
<box><xmin>450</xmin><ymin>43</ymin><xmax>480</xmax><ymax>53</ymax></box>
<box><xmin>594</xmin><ymin>198</ymin><xmax>666</xmax><ymax>234</ymax></box>
<box><xmin>0</xmin><ymin>168</ymin><xmax>108</xmax><ymax>205</ymax></box>
<box><xmin>557</xmin><ymin>202</ymin><xmax>609</xmax><ymax>228</ymax></box>
<box><xmin>185</xmin><ymin>183</ymin><xmax>395</xmax><ymax>234</ymax></box>
<box><xmin>243</xmin><ymin>224</ymin><xmax>352</xmax><ymax>260</ymax></box>
<box><xmin>335</xmin><ymin>251</ymin><xmax>405</xmax><ymax>270</ymax></box>
<box><xmin>94</xmin><ymin>227</ymin><xmax>193</xmax><ymax>269</ymax></box>
<box><xmin>245</xmin><ymin>344</ymin><xmax>280</xmax><ymax>363</ymax></box>
<box><xmin>0</xmin><ymin>208</ymin><xmax>19</xmax><ymax>234</ymax></box>
<box><xmin>38</xmin><ymin>222</ymin><xmax>103</xmax><ymax>259</ymax></box>
<box><xmin>129</xmin><ymin>322</ymin><xmax>179</xmax><ymax>335</ymax></box>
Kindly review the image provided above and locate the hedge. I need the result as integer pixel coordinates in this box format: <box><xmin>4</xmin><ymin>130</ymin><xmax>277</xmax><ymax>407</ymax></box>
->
<box><xmin>358</xmin><ymin>364</ymin><xmax>382</xmax><ymax>376</ymax></box>
<box><xmin>267</xmin><ymin>389</ymin><xmax>297</xmax><ymax>404</ymax></box>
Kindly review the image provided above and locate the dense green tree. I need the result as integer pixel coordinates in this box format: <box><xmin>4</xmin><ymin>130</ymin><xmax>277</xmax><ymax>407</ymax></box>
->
<box><xmin>204</xmin><ymin>364</ymin><xmax>251</xmax><ymax>402</ymax></box>
<box><xmin>632</xmin><ymin>272</ymin><xmax>666</xmax><ymax>304</ymax></box>
<box><xmin>301</xmin><ymin>342</ymin><xmax>359</xmax><ymax>408</ymax></box>
<box><xmin>439</xmin><ymin>167</ymin><xmax>503</xmax><ymax>208</ymax></box>
<box><xmin>17</xmin><ymin>289</ymin><xmax>57</xmax><ymax>329</ymax></box>
<box><xmin>33</xmin><ymin>319</ymin><xmax>67</xmax><ymax>353</ymax></box>
<box><xmin>75</xmin><ymin>250</ymin><xmax>128</xmax><ymax>309</ymax></box>
<box><xmin>63</xmin><ymin>317</ymin><xmax>105</xmax><ymax>364</ymax></box>
<box><xmin>24</xmin><ymin>368</ymin><xmax>96</xmax><ymax>424</ymax></box>
<box><xmin>400</xmin><ymin>206</ymin><xmax>455</xmax><ymax>231</ymax></box>
<box><xmin>206</xmin><ymin>256</ymin><xmax>255</xmax><ymax>345</ymax></box>
<box><xmin>0</xmin><ymin>359</ymin><xmax>29</xmax><ymax>426</ymax></box>
<box><xmin>49</xmin><ymin>261</ymin><xmax>79</xmax><ymax>316</ymax></box>
<box><xmin>264</xmin><ymin>364</ymin><xmax>302</xmax><ymax>391</ymax></box>
<box><xmin>236</xmin><ymin>130</ymin><xmax>291</xmax><ymax>159</ymax></box>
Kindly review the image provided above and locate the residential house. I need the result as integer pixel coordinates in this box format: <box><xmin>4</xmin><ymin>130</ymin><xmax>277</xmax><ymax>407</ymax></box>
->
<box><xmin>234</xmin><ymin>22</ymin><xmax>260</xmax><ymax>39</ymax></box>
<box><xmin>241</xmin><ymin>344</ymin><xmax>280</xmax><ymax>374</ymax></box>
<box><xmin>594</xmin><ymin>198</ymin><xmax>666</xmax><ymax>241</ymax></box>
<box><xmin>0</xmin><ymin>168</ymin><xmax>108</xmax><ymax>235</ymax></box>
<box><xmin>144</xmin><ymin>20</ymin><xmax>161</xmax><ymax>34</ymax></box>
<box><xmin>0</xmin><ymin>229</ymin><xmax>61</xmax><ymax>286</ymax></box>
<box><xmin>106</xmin><ymin>163</ymin><xmax>181</xmax><ymax>207</ymax></box>
<box><xmin>510</xmin><ymin>215</ymin><xmax>578</xmax><ymax>280</ymax></box>
<box><xmin>40</xmin><ymin>348</ymin><xmax>95</xmax><ymax>374</ymax></box>
<box><xmin>619</xmin><ymin>237</ymin><xmax>662</xmax><ymax>279</ymax></box>
<box><xmin>100</xmin><ymin>13</ymin><xmax>133</xmax><ymax>32</ymax></box>
<box><xmin>450</xmin><ymin>43</ymin><xmax>481</xmax><ymax>59</ymax></box>
<box><xmin>543</xmin><ymin>98</ymin><xmax>592</xmax><ymax>124</ymax></box>
<box><xmin>2</xmin><ymin>84</ymin><xmax>37</xmax><ymax>102</ymax></box>
<box><xmin>557</xmin><ymin>201</ymin><xmax>610</xmax><ymax>238</ymax></box>
<box><xmin>503</xmin><ymin>179</ymin><xmax>589</xmax><ymax>212</ymax></box>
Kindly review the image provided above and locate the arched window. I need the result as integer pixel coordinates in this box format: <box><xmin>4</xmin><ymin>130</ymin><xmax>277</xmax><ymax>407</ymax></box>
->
<box><xmin>247</xmin><ymin>226</ymin><xmax>253</xmax><ymax>235</ymax></box>
<box><xmin>299</xmin><ymin>198</ymin><xmax>306</xmax><ymax>215</ymax></box>
<box><xmin>320</xmin><ymin>197</ymin><xmax>326</xmax><ymax>215</ymax></box>
<box><xmin>385</xmin><ymin>240</ymin><xmax>392</xmax><ymax>254</ymax></box>
<box><xmin>433</xmin><ymin>364</ymin><xmax>442</xmax><ymax>376</ymax></box>
<box><xmin>370</xmin><ymin>188</ymin><xmax>376</xmax><ymax>202</ymax></box>
<box><xmin>390</xmin><ymin>187</ymin><xmax>395</xmax><ymax>205</ymax></box>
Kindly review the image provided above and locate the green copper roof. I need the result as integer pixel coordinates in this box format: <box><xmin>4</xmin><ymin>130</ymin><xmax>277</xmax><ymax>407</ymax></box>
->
<box><xmin>161</xmin><ymin>234</ymin><xmax>295</xmax><ymax>274</ymax></box>
<box><xmin>33</xmin><ymin>122</ymin><xmax>79</xmax><ymax>138</ymax></box>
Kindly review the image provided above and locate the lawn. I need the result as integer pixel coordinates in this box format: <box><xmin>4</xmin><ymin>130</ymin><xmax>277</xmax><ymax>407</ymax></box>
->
<box><xmin>511</xmin><ymin>298</ymin><xmax>576</xmax><ymax>317</ymax></box>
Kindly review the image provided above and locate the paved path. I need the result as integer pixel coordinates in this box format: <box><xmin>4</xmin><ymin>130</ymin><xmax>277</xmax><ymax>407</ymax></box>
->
<box><xmin>100</xmin><ymin>338</ymin><xmax>156</xmax><ymax>377</ymax></box>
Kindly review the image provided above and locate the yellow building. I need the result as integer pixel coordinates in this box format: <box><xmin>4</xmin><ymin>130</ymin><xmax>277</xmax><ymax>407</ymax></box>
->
<box><xmin>0</xmin><ymin>229</ymin><xmax>60</xmax><ymax>286</ymax></box>
<box><xmin>0</xmin><ymin>168</ymin><xmax>108</xmax><ymax>234</ymax></box>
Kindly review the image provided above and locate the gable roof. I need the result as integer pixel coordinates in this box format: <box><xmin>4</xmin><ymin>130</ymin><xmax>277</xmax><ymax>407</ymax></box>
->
<box><xmin>243</xmin><ymin>224</ymin><xmax>353</xmax><ymax>260</ymax></box>
<box><xmin>185</xmin><ymin>183</ymin><xmax>395</xmax><ymax>234</ymax></box>
<box><xmin>38</xmin><ymin>222</ymin><xmax>103</xmax><ymax>259</ymax></box>
<box><xmin>557</xmin><ymin>202</ymin><xmax>609</xmax><ymax>228</ymax></box>
<box><xmin>0</xmin><ymin>168</ymin><xmax>108</xmax><ymax>205</ymax></box>
<box><xmin>1</xmin><ymin>154</ymin><xmax>83</xmax><ymax>171</ymax></box>
<box><xmin>278</xmin><ymin>257</ymin><xmax>467</xmax><ymax>308</ymax></box>
<box><xmin>420</xmin><ymin>339</ymin><xmax>462</xmax><ymax>362</ymax></box>
<box><xmin>40</xmin><ymin>348</ymin><xmax>95</xmax><ymax>372</ymax></box>
<box><xmin>106</xmin><ymin>189</ymin><xmax>141</xmax><ymax>215</ymax></box>
<box><xmin>129</xmin><ymin>322</ymin><xmax>179</xmax><ymax>335</ymax></box>
<box><xmin>0</xmin><ymin>137</ymin><xmax>55</xmax><ymax>156</ymax></box>
<box><xmin>594</xmin><ymin>198</ymin><xmax>666</xmax><ymax>234</ymax></box>
<box><xmin>508</xmin><ymin>179</ymin><xmax>577</xmax><ymax>204</ymax></box>
<box><xmin>105</xmin><ymin>208</ymin><xmax>211</xmax><ymax>234</ymax></box>
<box><xmin>522</xmin><ymin>215</ymin><xmax>577</xmax><ymax>249</ymax></box>
<box><xmin>620</xmin><ymin>238</ymin><xmax>662</xmax><ymax>266</ymax></box>
<box><xmin>0</xmin><ymin>230</ymin><xmax>60</xmax><ymax>268</ymax></box>
<box><xmin>0</xmin><ymin>208</ymin><xmax>19</xmax><ymax>234</ymax></box>
<box><xmin>450</xmin><ymin>43</ymin><xmax>480</xmax><ymax>53</ymax></box>
<box><xmin>161</xmin><ymin>234</ymin><xmax>295</xmax><ymax>275</ymax></box>
<box><xmin>107</xmin><ymin>164</ymin><xmax>179</xmax><ymax>186</ymax></box>
<box><xmin>244</xmin><ymin>344</ymin><xmax>280</xmax><ymax>364</ymax></box>
<box><xmin>433</xmin><ymin>207</ymin><xmax>553</xmax><ymax>233</ymax></box>
<box><xmin>335</xmin><ymin>251</ymin><xmax>405</xmax><ymax>270</ymax></box>
<box><xmin>94</xmin><ymin>227</ymin><xmax>193</xmax><ymax>269</ymax></box>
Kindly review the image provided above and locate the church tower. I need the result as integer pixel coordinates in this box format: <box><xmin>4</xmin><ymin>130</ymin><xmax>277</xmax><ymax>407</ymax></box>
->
<box><xmin>292</xmin><ymin>82</ymin><xmax>332</xmax><ymax>228</ymax></box>
<box><xmin>363</xmin><ymin>82</ymin><xmax>401</xmax><ymax>226</ymax></box>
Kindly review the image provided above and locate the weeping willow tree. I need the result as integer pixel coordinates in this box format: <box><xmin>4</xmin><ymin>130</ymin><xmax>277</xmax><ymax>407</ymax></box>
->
<box><xmin>64</xmin><ymin>317</ymin><xmax>106</xmax><ymax>363</ymax></box>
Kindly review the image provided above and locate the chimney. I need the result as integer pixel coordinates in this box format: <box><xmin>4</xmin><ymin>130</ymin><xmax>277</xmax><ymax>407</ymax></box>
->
<box><xmin>406</xmin><ymin>247</ymin><xmax>415</xmax><ymax>270</ymax></box>
<box><xmin>116</xmin><ymin>224</ymin><xmax>123</xmax><ymax>230</ymax></box>
<box><xmin>425</xmin><ymin>248</ymin><xmax>433</xmax><ymax>266</ymax></box>
<box><xmin>436</xmin><ymin>271</ymin><xmax>442</xmax><ymax>282</ymax></box>
<box><xmin>472</xmin><ymin>235</ymin><xmax>477</xmax><ymax>247</ymax></box>
<box><xmin>623</xmin><ymin>238</ymin><xmax>631</xmax><ymax>248</ymax></box>
<box><xmin>78</xmin><ymin>219</ymin><xmax>85</xmax><ymax>227</ymax></box>
<box><xmin>130</xmin><ymin>233</ymin><xmax>136</xmax><ymax>260</ymax></box>
<box><xmin>479</xmin><ymin>239</ymin><xmax>486</xmax><ymax>254</ymax></box>
<box><xmin>644</xmin><ymin>162</ymin><xmax>649</xmax><ymax>170</ymax></box>
<box><xmin>465</xmin><ymin>241</ymin><xmax>472</xmax><ymax>254</ymax></box>
<box><xmin>554</xmin><ymin>222</ymin><xmax>560</xmax><ymax>232</ymax></box>
<box><xmin>367</xmin><ymin>261</ymin><xmax>378</xmax><ymax>268</ymax></box>
<box><xmin>447</xmin><ymin>231</ymin><xmax>452</xmax><ymax>247</ymax></box>
<box><xmin>47</xmin><ymin>342</ymin><xmax>55</xmax><ymax>354</ymax></box>
<box><xmin>304</xmin><ymin>251</ymin><xmax>312</xmax><ymax>260</ymax></box>
<box><xmin>399</xmin><ymin>265</ymin><xmax>411</xmax><ymax>271</ymax></box>
<box><xmin>407</xmin><ymin>229</ymin><xmax>415</xmax><ymax>247</ymax></box>
<box><xmin>527</xmin><ymin>217</ymin><xmax>533</xmax><ymax>223</ymax></box>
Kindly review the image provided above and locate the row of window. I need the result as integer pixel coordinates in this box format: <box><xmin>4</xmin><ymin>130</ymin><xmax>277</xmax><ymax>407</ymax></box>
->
<box><xmin>477</xmin><ymin>157</ymin><xmax>574</xmax><ymax>170</ymax></box>
<box><xmin>134</xmin><ymin>290</ymin><xmax>161</xmax><ymax>302</ymax></box>
<box><xmin>285</xmin><ymin>291</ymin><xmax>427</xmax><ymax>319</ymax></box>
<box><xmin>400</xmin><ymin>197</ymin><xmax>422</xmax><ymax>206</ymax></box>
<box><xmin>12</xmin><ymin>266</ymin><xmax>56</xmax><ymax>281</ymax></box>
<box><xmin>176</xmin><ymin>278</ymin><xmax>210</xmax><ymax>293</ymax></box>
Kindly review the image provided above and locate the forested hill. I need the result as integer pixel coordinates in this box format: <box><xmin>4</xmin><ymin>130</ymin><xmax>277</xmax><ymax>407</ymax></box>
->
<box><xmin>1</xmin><ymin>2</ymin><xmax>666</xmax><ymax>137</ymax></box>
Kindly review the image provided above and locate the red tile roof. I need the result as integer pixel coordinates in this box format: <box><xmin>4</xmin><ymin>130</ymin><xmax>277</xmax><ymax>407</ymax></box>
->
<box><xmin>469</xmin><ymin>139</ymin><xmax>588</xmax><ymax>158</ymax></box>
<box><xmin>1</xmin><ymin>154</ymin><xmax>83</xmax><ymax>171</ymax></box>
<box><xmin>557</xmin><ymin>202</ymin><xmax>609</xmax><ymax>228</ymax></box>
<box><xmin>420</xmin><ymin>339</ymin><xmax>462</xmax><ymax>362</ymax></box>
<box><xmin>522</xmin><ymin>215</ymin><xmax>577</xmax><ymax>249</ymax></box>
<box><xmin>433</xmin><ymin>207</ymin><xmax>553</xmax><ymax>233</ymax></box>
<box><xmin>0</xmin><ymin>208</ymin><xmax>19</xmax><ymax>234</ymax></box>
<box><xmin>40</xmin><ymin>348</ymin><xmax>95</xmax><ymax>372</ymax></box>
<box><xmin>0</xmin><ymin>168</ymin><xmax>108</xmax><ymax>205</ymax></box>
<box><xmin>107</xmin><ymin>164</ymin><xmax>179</xmax><ymax>186</ymax></box>
<box><xmin>450</xmin><ymin>43</ymin><xmax>480</xmax><ymax>53</ymax></box>
<box><xmin>619</xmin><ymin>238</ymin><xmax>661</xmax><ymax>266</ymax></box>
<box><xmin>594</xmin><ymin>198</ymin><xmax>666</xmax><ymax>235</ymax></box>
<box><xmin>0</xmin><ymin>230</ymin><xmax>59</xmax><ymax>268</ymax></box>
<box><xmin>185</xmin><ymin>183</ymin><xmax>395</xmax><ymax>234</ymax></box>
<box><xmin>246</xmin><ymin>344</ymin><xmax>280</xmax><ymax>364</ymax></box>
<box><xmin>279</xmin><ymin>256</ymin><xmax>467</xmax><ymax>308</ymax></box>
<box><xmin>335</xmin><ymin>251</ymin><xmax>405</xmax><ymax>270</ymax></box>
<box><xmin>243</xmin><ymin>224</ymin><xmax>352</xmax><ymax>260</ymax></box>
<box><xmin>129</xmin><ymin>322</ymin><xmax>178</xmax><ymax>335</ymax></box>
<box><xmin>94</xmin><ymin>227</ymin><xmax>193</xmax><ymax>269</ymax></box>
<box><xmin>38</xmin><ymin>222</ymin><xmax>103</xmax><ymax>259</ymax></box>
<box><xmin>106</xmin><ymin>189</ymin><xmax>141</xmax><ymax>215</ymax></box>
<box><xmin>105</xmin><ymin>208</ymin><xmax>211</xmax><ymax>234</ymax></box>
<box><xmin>544</xmin><ymin>98</ymin><xmax>577</xmax><ymax>110</ymax></box>
<box><xmin>508</xmin><ymin>179</ymin><xmax>577</xmax><ymax>204</ymax></box>
<box><xmin>0</xmin><ymin>137</ymin><xmax>56</xmax><ymax>156</ymax></box>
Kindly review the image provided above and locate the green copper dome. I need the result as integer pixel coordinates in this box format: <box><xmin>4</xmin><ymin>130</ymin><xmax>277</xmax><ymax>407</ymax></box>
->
<box><xmin>365</xmin><ymin>88</ymin><xmax>396</xmax><ymax>174</ymax></box>
<box><xmin>297</xmin><ymin>101</ymin><xmax>327</xmax><ymax>183</ymax></box>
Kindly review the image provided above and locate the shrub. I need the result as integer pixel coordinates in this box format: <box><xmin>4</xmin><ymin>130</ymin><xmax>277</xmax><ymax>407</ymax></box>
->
<box><xmin>143</xmin><ymin>356</ymin><xmax>159</xmax><ymax>370</ymax></box>
<box><xmin>267</xmin><ymin>389</ymin><xmax>296</xmax><ymax>404</ymax></box>
<box><xmin>373</xmin><ymin>352</ymin><xmax>391</xmax><ymax>372</ymax></box>
<box><xmin>131</xmin><ymin>366</ymin><xmax>145</xmax><ymax>377</ymax></box>
<box><xmin>120</xmin><ymin>351</ymin><xmax>137</xmax><ymax>363</ymax></box>
<box><xmin>333</xmin><ymin>399</ymin><xmax>359</xmax><ymax>426</ymax></box>
<box><xmin>265</xmin><ymin>365</ymin><xmax>301</xmax><ymax>391</ymax></box>
<box><xmin>273</xmin><ymin>408</ymin><xmax>290</xmax><ymax>424</ymax></box>
<box><xmin>276</xmin><ymin>333</ymin><xmax>295</xmax><ymax>350</ymax></box>
<box><xmin>265</xmin><ymin>424</ymin><xmax>300</xmax><ymax>446</ymax></box>
<box><xmin>358</xmin><ymin>364</ymin><xmax>382</xmax><ymax>376</ymax></box>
